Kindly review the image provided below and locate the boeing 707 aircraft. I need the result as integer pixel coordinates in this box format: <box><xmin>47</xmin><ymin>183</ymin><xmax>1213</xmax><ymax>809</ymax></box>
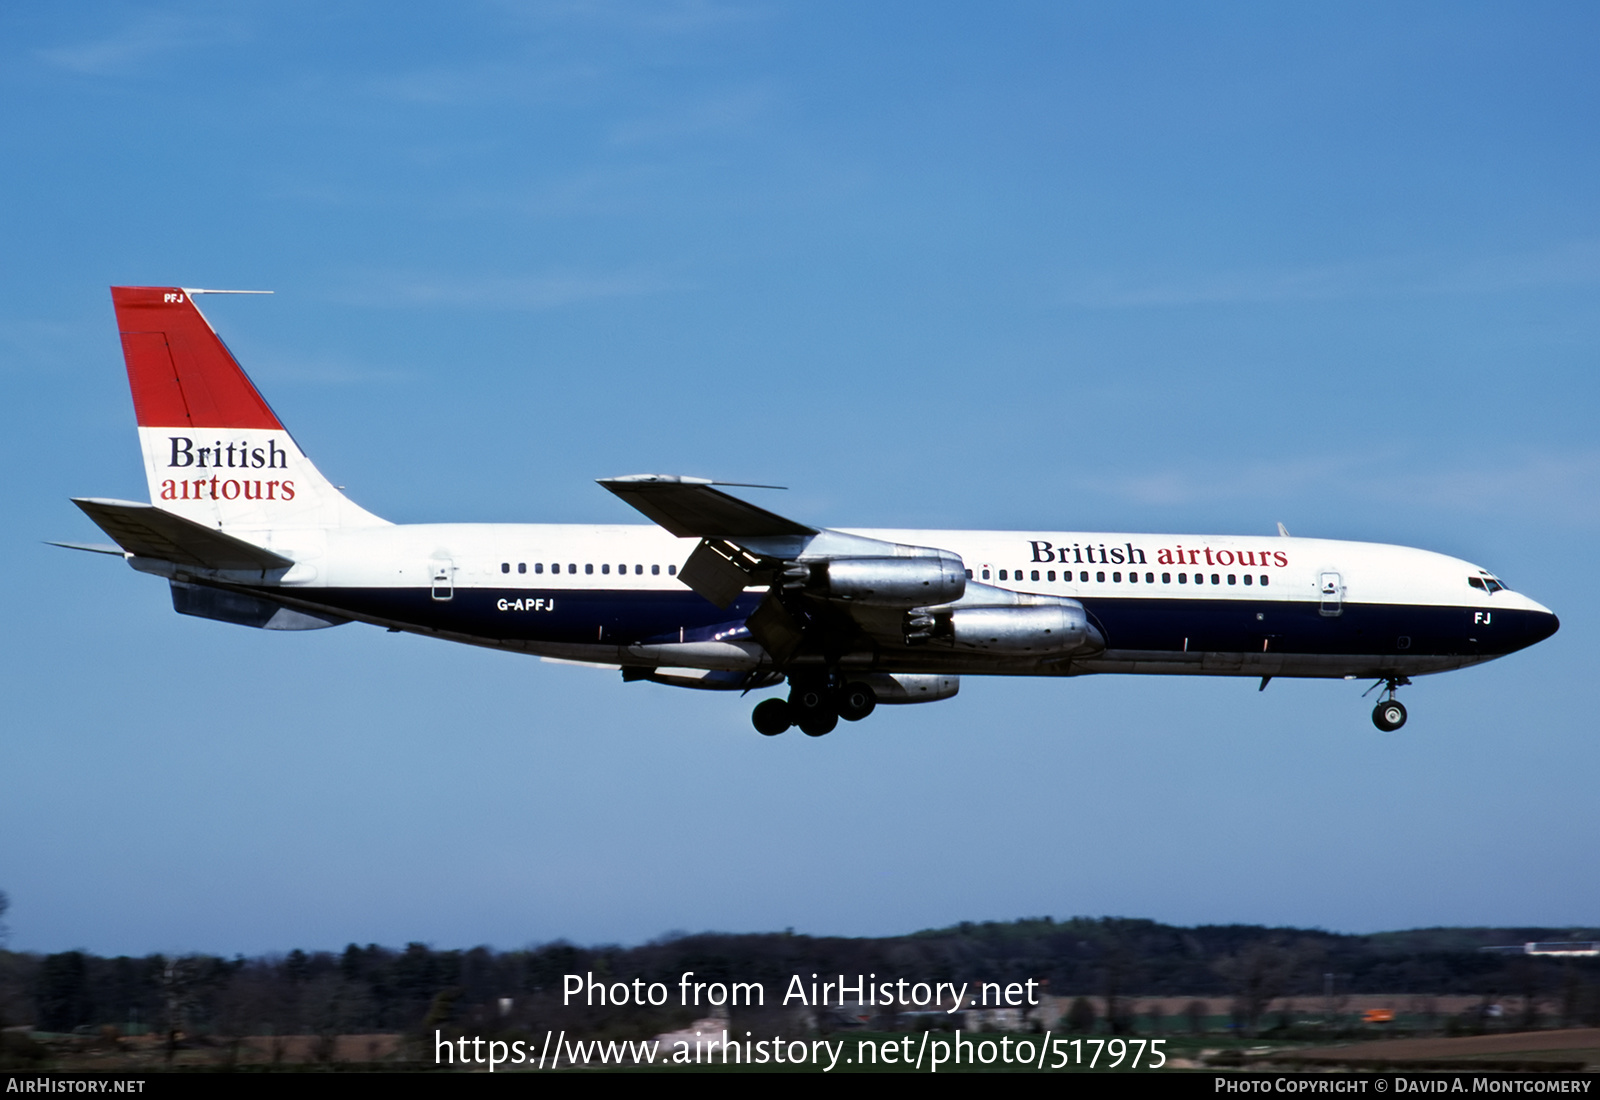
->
<box><xmin>59</xmin><ymin>287</ymin><xmax>1560</xmax><ymax>735</ymax></box>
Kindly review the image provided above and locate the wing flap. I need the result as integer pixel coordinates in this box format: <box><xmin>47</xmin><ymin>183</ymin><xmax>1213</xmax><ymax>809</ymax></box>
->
<box><xmin>677</xmin><ymin>538</ymin><xmax>761</xmax><ymax>608</ymax></box>
<box><xmin>72</xmin><ymin>498</ymin><xmax>293</xmax><ymax>571</ymax></box>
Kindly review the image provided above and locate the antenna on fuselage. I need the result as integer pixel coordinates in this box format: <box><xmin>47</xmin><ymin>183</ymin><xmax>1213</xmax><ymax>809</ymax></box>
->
<box><xmin>1276</xmin><ymin>522</ymin><xmax>1291</xmax><ymax>537</ymax></box>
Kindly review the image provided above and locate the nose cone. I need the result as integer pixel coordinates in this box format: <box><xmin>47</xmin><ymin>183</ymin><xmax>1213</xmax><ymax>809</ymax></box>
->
<box><xmin>1531</xmin><ymin>610</ymin><xmax>1560</xmax><ymax>645</ymax></box>
<box><xmin>1504</xmin><ymin>597</ymin><xmax>1559</xmax><ymax>653</ymax></box>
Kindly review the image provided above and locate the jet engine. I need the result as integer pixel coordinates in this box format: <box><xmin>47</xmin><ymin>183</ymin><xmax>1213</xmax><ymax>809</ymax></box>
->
<box><xmin>800</xmin><ymin>553</ymin><xmax>966</xmax><ymax>607</ymax></box>
<box><xmin>906</xmin><ymin>598</ymin><xmax>1104</xmax><ymax>656</ymax></box>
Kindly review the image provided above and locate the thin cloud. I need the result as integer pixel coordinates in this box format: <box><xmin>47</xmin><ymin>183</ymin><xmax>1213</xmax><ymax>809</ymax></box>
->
<box><xmin>363</xmin><ymin>59</ymin><xmax>605</xmax><ymax>107</ymax></box>
<box><xmin>0</xmin><ymin>318</ymin><xmax>103</xmax><ymax>376</ymax></box>
<box><xmin>1088</xmin><ymin>450</ymin><xmax>1600</xmax><ymax>528</ymax></box>
<box><xmin>1067</xmin><ymin>240</ymin><xmax>1600</xmax><ymax>309</ymax></box>
<box><xmin>489</xmin><ymin>0</ymin><xmax>769</xmax><ymax>36</ymax></box>
<box><xmin>609</xmin><ymin>85</ymin><xmax>772</xmax><ymax>146</ymax></box>
<box><xmin>335</xmin><ymin>270</ymin><xmax>682</xmax><ymax>310</ymax></box>
<box><xmin>37</xmin><ymin>10</ymin><xmax>249</xmax><ymax>77</ymax></box>
<box><xmin>246</xmin><ymin>353</ymin><xmax>414</xmax><ymax>387</ymax></box>
<box><xmin>350</xmin><ymin>2</ymin><xmax>769</xmax><ymax>107</ymax></box>
<box><xmin>1087</xmin><ymin>455</ymin><xmax>1367</xmax><ymax>507</ymax></box>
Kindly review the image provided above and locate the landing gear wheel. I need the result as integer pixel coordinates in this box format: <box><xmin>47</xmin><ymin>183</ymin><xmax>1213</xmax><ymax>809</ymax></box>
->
<box><xmin>1372</xmin><ymin>699</ymin><xmax>1407</xmax><ymax>732</ymax></box>
<box><xmin>798</xmin><ymin>710</ymin><xmax>838</xmax><ymax>737</ymax></box>
<box><xmin>752</xmin><ymin>698</ymin><xmax>793</xmax><ymax>736</ymax></box>
<box><xmin>838</xmin><ymin>681</ymin><xmax>878</xmax><ymax>722</ymax></box>
<box><xmin>792</xmin><ymin>685</ymin><xmax>830</xmax><ymax>715</ymax></box>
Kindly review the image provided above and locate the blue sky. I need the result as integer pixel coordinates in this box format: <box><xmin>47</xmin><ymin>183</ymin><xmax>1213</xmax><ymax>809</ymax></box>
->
<box><xmin>3</xmin><ymin>1</ymin><xmax>1597</xmax><ymax>956</ymax></box>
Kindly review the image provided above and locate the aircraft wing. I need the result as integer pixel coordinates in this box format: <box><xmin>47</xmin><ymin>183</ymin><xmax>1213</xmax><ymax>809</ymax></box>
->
<box><xmin>72</xmin><ymin>498</ymin><xmax>293</xmax><ymax>572</ymax></box>
<box><xmin>597</xmin><ymin>475</ymin><xmax>815</xmax><ymax>539</ymax></box>
<box><xmin>600</xmin><ymin>475</ymin><xmax>980</xmax><ymax>663</ymax></box>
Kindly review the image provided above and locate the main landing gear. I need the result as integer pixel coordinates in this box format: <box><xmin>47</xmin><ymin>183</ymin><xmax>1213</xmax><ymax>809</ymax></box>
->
<box><xmin>751</xmin><ymin>676</ymin><xmax>878</xmax><ymax>737</ymax></box>
<box><xmin>1367</xmin><ymin>677</ymin><xmax>1411</xmax><ymax>731</ymax></box>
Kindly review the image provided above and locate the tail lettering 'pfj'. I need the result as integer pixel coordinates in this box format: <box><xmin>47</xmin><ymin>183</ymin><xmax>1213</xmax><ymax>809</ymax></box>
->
<box><xmin>112</xmin><ymin>286</ymin><xmax>386</xmax><ymax>531</ymax></box>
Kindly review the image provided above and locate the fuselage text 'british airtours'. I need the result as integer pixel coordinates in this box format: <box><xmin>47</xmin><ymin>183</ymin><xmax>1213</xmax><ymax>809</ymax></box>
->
<box><xmin>1026</xmin><ymin>540</ymin><xmax>1290</xmax><ymax>570</ymax></box>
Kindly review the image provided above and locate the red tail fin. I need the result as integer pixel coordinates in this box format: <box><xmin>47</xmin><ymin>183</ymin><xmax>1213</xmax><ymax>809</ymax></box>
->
<box><xmin>111</xmin><ymin>286</ymin><xmax>282</xmax><ymax>430</ymax></box>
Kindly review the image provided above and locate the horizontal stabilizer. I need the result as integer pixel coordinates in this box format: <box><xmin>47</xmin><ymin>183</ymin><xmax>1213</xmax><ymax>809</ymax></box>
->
<box><xmin>599</xmin><ymin>475</ymin><xmax>815</xmax><ymax>539</ymax></box>
<box><xmin>72</xmin><ymin>498</ymin><xmax>293</xmax><ymax>571</ymax></box>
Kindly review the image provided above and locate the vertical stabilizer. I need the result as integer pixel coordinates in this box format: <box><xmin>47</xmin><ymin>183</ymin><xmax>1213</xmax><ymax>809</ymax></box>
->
<box><xmin>112</xmin><ymin>286</ymin><xmax>388</xmax><ymax>531</ymax></box>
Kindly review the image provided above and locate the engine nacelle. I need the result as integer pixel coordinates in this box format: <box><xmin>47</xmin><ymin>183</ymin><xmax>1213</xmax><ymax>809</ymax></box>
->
<box><xmin>809</xmin><ymin>554</ymin><xmax>966</xmax><ymax>607</ymax></box>
<box><xmin>855</xmin><ymin>672</ymin><xmax>960</xmax><ymax>704</ymax></box>
<box><xmin>945</xmin><ymin>604</ymin><xmax>1099</xmax><ymax>655</ymax></box>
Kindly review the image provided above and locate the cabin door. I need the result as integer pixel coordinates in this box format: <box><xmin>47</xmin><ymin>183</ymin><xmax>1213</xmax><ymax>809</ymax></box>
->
<box><xmin>430</xmin><ymin>558</ymin><xmax>455</xmax><ymax>601</ymax></box>
<box><xmin>1319</xmin><ymin>571</ymin><xmax>1343</xmax><ymax>617</ymax></box>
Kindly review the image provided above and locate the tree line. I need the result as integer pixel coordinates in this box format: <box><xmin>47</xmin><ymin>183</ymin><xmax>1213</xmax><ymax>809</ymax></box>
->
<box><xmin>4</xmin><ymin>917</ymin><xmax>1597</xmax><ymax>1040</ymax></box>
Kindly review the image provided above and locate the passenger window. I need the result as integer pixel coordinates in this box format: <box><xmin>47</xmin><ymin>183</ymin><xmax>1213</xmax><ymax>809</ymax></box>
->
<box><xmin>635</xmin><ymin>564</ymin><xmax>643</xmax><ymax>575</ymax></box>
<box><xmin>1162</xmin><ymin>572</ymin><xmax>1171</xmax><ymax>583</ymax></box>
<box><xmin>982</xmin><ymin>569</ymin><xmax>990</xmax><ymax>580</ymax></box>
<box><xmin>501</xmin><ymin>562</ymin><xmax>509</xmax><ymax>574</ymax></box>
<box><xmin>1047</xmin><ymin>570</ymin><xmax>1056</xmax><ymax>581</ymax></box>
<box><xmin>601</xmin><ymin>564</ymin><xmax>610</xmax><ymax>574</ymax></box>
<box><xmin>1079</xmin><ymin>571</ymin><xmax>1088</xmax><ymax>582</ymax></box>
<box><xmin>1243</xmin><ymin>574</ymin><xmax>1253</xmax><ymax>585</ymax></box>
<box><xmin>535</xmin><ymin>563</ymin><xmax>544</xmax><ymax>574</ymax></box>
<box><xmin>586</xmin><ymin>564</ymin><xmax>594</xmax><ymax>575</ymax></box>
<box><xmin>1096</xmin><ymin>571</ymin><xmax>1105</xmax><ymax>582</ymax></box>
<box><xmin>1227</xmin><ymin>574</ymin><xmax>1236</xmax><ymax>585</ymax></box>
<box><xmin>1031</xmin><ymin>570</ymin><xmax>1040</xmax><ymax>581</ymax></box>
<box><xmin>999</xmin><ymin>569</ymin><xmax>1008</xmax><ymax>581</ymax></box>
<box><xmin>568</xmin><ymin>564</ymin><xmax>576</xmax><ymax>574</ymax></box>
<box><xmin>518</xmin><ymin>563</ymin><xmax>526</xmax><ymax>574</ymax></box>
<box><xmin>1113</xmin><ymin>572</ymin><xmax>1122</xmax><ymax>582</ymax></box>
<box><xmin>668</xmin><ymin>564</ymin><xmax>677</xmax><ymax>576</ymax></box>
<box><xmin>1211</xmin><ymin>574</ymin><xmax>1220</xmax><ymax>585</ymax></box>
<box><xmin>652</xmin><ymin>564</ymin><xmax>660</xmax><ymax>575</ymax></box>
<box><xmin>965</xmin><ymin>569</ymin><xmax>973</xmax><ymax>579</ymax></box>
<box><xmin>1260</xmin><ymin>575</ymin><xmax>1268</xmax><ymax>586</ymax></box>
<box><xmin>1129</xmin><ymin>571</ymin><xmax>1138</xmax><ymax>583</ymax></box>
<box><xmin>1179</xmin><ymin>573</ymin><xmax>1187</xmax><ymax>583</ymax></box>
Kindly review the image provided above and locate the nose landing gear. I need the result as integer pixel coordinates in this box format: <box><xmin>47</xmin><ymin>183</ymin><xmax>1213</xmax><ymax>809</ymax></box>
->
<box><xmin>1372</xmin><ymin>698</ymin><xmax>1407</xmax><ymax>731</ymax></box>
<box><xmin>1367</xmin><ymin>677</ymin><xmax>1411</xmax><ymax>731</ymax></box>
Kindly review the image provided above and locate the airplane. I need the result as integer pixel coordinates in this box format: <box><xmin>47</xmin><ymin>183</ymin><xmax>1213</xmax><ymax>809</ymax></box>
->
<box><xmin>57</xmin><ymin>286</ymin><xmax>1560</xmax><ymax>735</ymax></box>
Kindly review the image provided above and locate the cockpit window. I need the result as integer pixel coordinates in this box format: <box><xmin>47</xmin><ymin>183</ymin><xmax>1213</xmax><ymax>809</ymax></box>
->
<box><xmin>1468</xmin><ymin>576</ymin><xmax>1486</xmax><ymax>591</ymax></box>
<box><xmin>1469</xmin><ymin>575</ymin><xmax>1509</xmax><ymax>594</ymax></box>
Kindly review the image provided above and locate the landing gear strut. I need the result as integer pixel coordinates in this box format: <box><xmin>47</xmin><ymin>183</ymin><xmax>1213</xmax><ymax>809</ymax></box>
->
<box><xmin>1368</xmin><ymin>677</ymin><xmax>1411</xmax><ymax>731</ymax></box>
<box><xmin>748</xmin><ymin>677</ymin><xmax>878</xmax><ymax>736</ymax></box>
